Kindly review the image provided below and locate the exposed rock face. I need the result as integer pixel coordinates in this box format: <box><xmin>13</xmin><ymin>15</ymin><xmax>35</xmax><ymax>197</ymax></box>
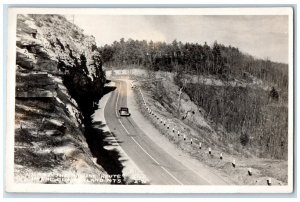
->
<box><xmin>15</xmin><ymin>14</ymin><xmax>108</xmax><ymax>184</ymax></box>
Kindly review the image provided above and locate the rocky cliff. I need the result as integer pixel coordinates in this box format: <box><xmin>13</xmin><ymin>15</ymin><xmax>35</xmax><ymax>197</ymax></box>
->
<box><xmin>14</xmin><ymin>14</ymin><xmax>109</xmax><ymax>184</ymax></box>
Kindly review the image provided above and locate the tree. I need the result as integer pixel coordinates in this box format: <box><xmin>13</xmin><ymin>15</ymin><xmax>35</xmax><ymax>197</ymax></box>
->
<box><xmin>240</xmin><ymin>131</ymin><xmax>250</xmax><ymax>146</ymax></box>
<box><xmin>212</xmin><ymin>41</ymin><xmax>224</xmax><ymax>75</ymax></box>
<box><xmin>269</xmin><ymin>86</ymin><xmax>279</xmax><ymax>101</ymax></box>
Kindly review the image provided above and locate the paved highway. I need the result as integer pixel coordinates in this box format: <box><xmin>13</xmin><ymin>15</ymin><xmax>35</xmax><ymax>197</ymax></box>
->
<box><xmin>104</xmin><ymin>80</ymin><xmax>212</xmax><ymax>185</ymax></box>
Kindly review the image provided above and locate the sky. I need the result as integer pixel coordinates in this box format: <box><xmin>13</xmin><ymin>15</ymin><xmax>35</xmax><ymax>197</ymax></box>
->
<box><xmin>68</xmin><ymin>15</ymin><xmax>289</xmax><ymax>63</ymax></box>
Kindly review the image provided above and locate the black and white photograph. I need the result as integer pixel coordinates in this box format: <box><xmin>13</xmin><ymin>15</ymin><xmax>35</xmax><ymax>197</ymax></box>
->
<box><xmin>5</xmin><ymin>7</ymin><xmax>294</xmax><ymax>193</ymax></box>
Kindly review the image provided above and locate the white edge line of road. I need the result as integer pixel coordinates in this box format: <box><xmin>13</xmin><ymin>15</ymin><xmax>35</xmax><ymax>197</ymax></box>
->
<box><xmin>115</xmin><ymin>80</ymin><xmax>184</xmax><ymax>185</ymax></box>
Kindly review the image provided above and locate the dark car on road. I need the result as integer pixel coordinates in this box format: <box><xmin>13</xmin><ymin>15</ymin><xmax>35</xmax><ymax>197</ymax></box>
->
<box><xmin>119</xmin><ymin>107</ymin><xmax>131</xmax><ymax>116</ymax></box>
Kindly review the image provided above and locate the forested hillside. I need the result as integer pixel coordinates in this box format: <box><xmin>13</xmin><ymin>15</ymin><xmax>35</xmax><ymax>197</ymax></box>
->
<box><xmin>99</xmin><ymin>38</ymin><xmax>288</xmax><ymax>90</ymax></box>
<box><xmin>100</xmin><ymin>38</ymin><xmax>289</xmax><ymax>159</ymax></box>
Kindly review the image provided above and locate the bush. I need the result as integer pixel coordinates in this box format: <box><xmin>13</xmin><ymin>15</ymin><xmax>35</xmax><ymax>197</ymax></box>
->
<box><xmin>269</xmin><ymin>86</ymin><xmax>279</xmax><ymax>101</ymax></box>
<box><xmin>240</xmin><ymin>132</ymin><xmax>249</xmax><ymax>146</ymax></box>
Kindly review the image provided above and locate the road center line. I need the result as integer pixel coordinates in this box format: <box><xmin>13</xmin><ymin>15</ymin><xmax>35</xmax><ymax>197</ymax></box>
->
<box><xmin>160</xmin><ymin>166</ymin><xmax>184</xmax><ymax>185</ymax></box>
<box><xmin>130</xmin><ymin>136</ymin><xmax>183</xmax><ymax>185</ymax></box>
<box><xmin>130</xmin><ymin>136</ymin><xmax>160</xmax><ymax>165</ymax></box>
<box><xmin>118</xmin><ymin>119</ymin><xmax>130</xmax><ymax>135</ymax></box>
<box><xmin>115</xmin><ymin>81</ymin><xmax>130</xmax><ymax>135</ymax></box>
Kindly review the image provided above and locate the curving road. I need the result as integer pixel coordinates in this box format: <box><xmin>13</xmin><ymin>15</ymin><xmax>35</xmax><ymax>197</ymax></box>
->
<box><xmin>104</xmin><ymin>80</ymin><xmax>212</xmax><ymax>185</ymax></box>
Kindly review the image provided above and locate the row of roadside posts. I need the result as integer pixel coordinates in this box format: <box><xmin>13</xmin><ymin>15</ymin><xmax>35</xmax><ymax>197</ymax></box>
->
<box><xmin>131</xmin><ymin>82</ymin><xmax>273</xmax><ymax>186</ymax></box>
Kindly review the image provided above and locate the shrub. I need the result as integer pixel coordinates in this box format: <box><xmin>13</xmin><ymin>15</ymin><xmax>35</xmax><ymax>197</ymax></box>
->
<box><xmin>240</xmin><ymin>132</ymin><xmax>249</xmax><ymax>146</ymax></box>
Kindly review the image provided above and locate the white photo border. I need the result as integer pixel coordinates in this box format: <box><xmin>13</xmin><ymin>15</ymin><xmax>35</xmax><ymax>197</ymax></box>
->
<box><xmin>4</xmin><ymin>6</ymin><xmax>295</xmax><ymax>194</ymax></box>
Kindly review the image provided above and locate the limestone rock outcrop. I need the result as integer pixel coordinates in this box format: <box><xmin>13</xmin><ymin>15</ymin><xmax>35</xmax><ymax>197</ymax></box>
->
<box><xmin>15</xmin><ymin>14</ymin><xmax>107</xmax><ymax>184</ymax></box>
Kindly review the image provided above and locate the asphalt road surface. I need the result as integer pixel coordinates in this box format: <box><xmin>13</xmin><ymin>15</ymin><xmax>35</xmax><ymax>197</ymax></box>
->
<box><xmin>104</xmin><ymin>80</ymin><xmax>212</xmax><ymax>185</ymax></box>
